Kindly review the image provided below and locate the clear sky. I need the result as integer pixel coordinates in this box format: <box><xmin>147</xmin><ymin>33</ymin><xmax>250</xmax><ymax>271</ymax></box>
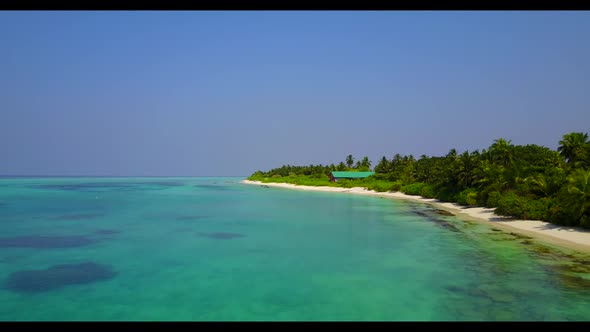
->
<box><xmin>1</xmin><ymin>11</ymin><xmax>589</xmax><ymax>176</ymax></box>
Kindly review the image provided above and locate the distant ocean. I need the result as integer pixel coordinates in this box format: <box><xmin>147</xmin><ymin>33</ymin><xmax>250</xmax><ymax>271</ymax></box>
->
<box><xmin>0</xmin><ymin>177</ymin><xmax>588</xmax><ymax>321</ymax></box>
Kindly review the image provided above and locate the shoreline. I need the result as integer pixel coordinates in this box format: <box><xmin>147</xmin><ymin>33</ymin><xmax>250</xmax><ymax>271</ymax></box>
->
<box><xmin>242</xmin><ymin>180</ymin><xmax>590</xmax><ymax>253</ymax></box>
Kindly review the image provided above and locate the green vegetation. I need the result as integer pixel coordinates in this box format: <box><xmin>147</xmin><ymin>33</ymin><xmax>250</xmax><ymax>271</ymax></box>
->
<box><xmin>248</xmin><ymin>132</ymin><xmax>590</xmax><ymax>229</ymax></box>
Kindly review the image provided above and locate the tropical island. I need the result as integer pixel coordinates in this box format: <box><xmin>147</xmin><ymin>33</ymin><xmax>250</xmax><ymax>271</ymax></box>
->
<box><xmin>245</xmin><ymin>132</ymin><xmax>590</xmax><ymax>250</ymax></box>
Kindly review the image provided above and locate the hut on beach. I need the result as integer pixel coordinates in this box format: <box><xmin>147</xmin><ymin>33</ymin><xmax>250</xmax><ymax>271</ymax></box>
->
<box><xmin>329</xmin><ymin>171</ymin><xmax>375</xmax><ymax>182</ymax></box>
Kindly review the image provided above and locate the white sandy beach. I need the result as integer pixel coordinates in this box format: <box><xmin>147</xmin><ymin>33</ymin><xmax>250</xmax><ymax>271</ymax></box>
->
<box><xmin>242</xmin><ymin>180</ymin><xmax>590</xmax><ymax>253</ymax></box>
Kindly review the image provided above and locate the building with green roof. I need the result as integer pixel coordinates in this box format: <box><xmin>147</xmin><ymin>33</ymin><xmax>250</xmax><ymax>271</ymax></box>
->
<box><xmin>329</xmin><ymin>171</ymin><xmax>375</xmax><ymax>182</ymax></box>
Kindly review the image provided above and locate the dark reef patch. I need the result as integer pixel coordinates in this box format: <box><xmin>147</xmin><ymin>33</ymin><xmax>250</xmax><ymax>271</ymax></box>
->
<box><xmin>93</xmin><ymin>229</ymin><xmax>121</xmax><ymax>236</ymax></box>
<box><xmin>175</xmin><ymin>215</ymin><xmax>208</xmax><ymax>221</ymax></box>
<box><xmin>531</xmin><ymin>245</ymin><xmax>552</xmax><ymax>254</ymax></box>
<box><xmin>434</xmin><ymin>220</ymin><xmax>461</xmax><ymax>232</ymax></box>
<box><xmin>411</xmin><ymin>209</ymin><xmax>461</xmax><ymax>233</ymax></box>
<box><xmin>411</xmin><ymin>209</ymin><xmax>460</xmax><ymax>232</ymax></box>
<box><xmin>412</xmin><ymin>210</ymin><xmax>430</xmax><ymax>218</ymax></box>
<box><xmin>446</xmin><ymin>284</ymin><xmax>518</xmax><ymax>304</ymax></box>
<box><xmin>0</xmin><ymin>235</ymin><xmax>97</xmax><ymax>248</ymax></box>
<box><xmin>445</xmin><ymin>285</ymin><xmax>467</xmax><ymax>295</ymax></box>
<box><xmin>508</xmin><ymin>232</ymin><xmax>533</xmax><ymax>240</ymax></box>
<box><xmin>51</xmin><ymin>213</ymin><xmax>104</xmax><ymax>221</ymax></box>
<box><xmin>558</xmin><ymin>274</ymin><xmax>590</xmax><ymax>289</ymax></box>
<box><xmin>196</xmin><ymin>232</ymin><xmax>244</xmax><ymax>240</ymax></box>
<box><xmin>0</xmin><ymin>255</ymin><xmax>25</xmax><ymax>264</ymax></box>
<box><xmin>4</xmin><ymin>262</ymin><xmax>116</xmax><ymax>293</ymax></box>
<box><xmin>573</xmin><ymin>258</ymin><xmax>590</xmax><ymax>265</ymax></box>
<box><xmin>560</xmin><ymin>264</ymin><xmax>590</xmax><ymax>274</ymax></box>
<box><xmin>544</xmin><ymin>266</ymin><xmax>590</xmax><ymax>289</ymax></box>
<box><xmin>434</xmin><ymin>209</ymin><xmax>455</xmax><ymax>216</ymax></box>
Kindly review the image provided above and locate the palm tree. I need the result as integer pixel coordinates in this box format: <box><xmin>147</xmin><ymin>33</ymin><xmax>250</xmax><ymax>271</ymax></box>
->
<box><xmin>346</xmin><ymin>155</ymin><xmax>354</xmax><ymax>169</ymax></box>
<box><xmin>558</xmin><ymin>132</ymin><xmax>589</xmax><ymax>167</ymax></box>
<box><xmin>446</xmin><ymin>148</ymin><xmax>458</xmax><ymax>160</ymax></box>
<box><xmin>525</xmin><ymin>173</ymin><xmax>552</xmax><ymax>197</ymax></box>
<box><xmin>457</xmin><ymin>151</ymin><xmax>476</xmax><ymax>188</ymax></box>
<box><xmin>563</xmin><ymin>168</ymin><xmax>590</xmax><ymax>221</ymax></box>
<box><xmin>374</xmin><ymin>156</ymin><xmax>390</xmax><ymax>174</ymax></box>
<box><xmin>507</xmin><ymin>158</ymin><xmax>528</xmax><ymax>187</ymax></box>
<box><xmin>488</xmin><ymin>138</ymin><xmax>514</xmax><ymax>168</ymax></box>
<box><xmin>473</xmin><ymin>159</ymin><xmax>507</xmax><ymax>191</ymax></box>
<box><xmin>360</xmin><ymin>156</ymin><xmax>371</xmax><ymax>170</ymax></box>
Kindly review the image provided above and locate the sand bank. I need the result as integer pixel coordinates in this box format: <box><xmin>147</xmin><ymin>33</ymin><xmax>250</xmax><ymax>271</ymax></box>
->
<box><xmin>242</xmin><ymin>180</ymin><xmax>590</xmax><ymax>253</ymax></box>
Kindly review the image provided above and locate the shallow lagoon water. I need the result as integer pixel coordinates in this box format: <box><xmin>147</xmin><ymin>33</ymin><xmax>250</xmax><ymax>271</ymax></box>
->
<box><xmin>0</xmin><ymin>177</ymin><xmax>589</xmax><ymax>321</ymax></box>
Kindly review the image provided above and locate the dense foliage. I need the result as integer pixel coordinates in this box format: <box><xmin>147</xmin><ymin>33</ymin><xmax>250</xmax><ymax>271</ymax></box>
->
<box><xmin>248</xmin><ymin>132</ymin><xmax>590</xmax><ymax>229</ymax></box>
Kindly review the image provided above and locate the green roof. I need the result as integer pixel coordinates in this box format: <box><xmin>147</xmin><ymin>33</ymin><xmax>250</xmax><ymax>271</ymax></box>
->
<box><xmin>331</xmin><ymin>171</ymin><xmax>375</xmax><ymax>178</ymax></box>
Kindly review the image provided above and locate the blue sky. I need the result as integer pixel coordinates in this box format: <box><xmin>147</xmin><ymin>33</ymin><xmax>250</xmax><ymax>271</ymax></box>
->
<box><xmin>1</xmin><ymin>11</ymin><xmax>589</xmax><ymax>176</ymax></box>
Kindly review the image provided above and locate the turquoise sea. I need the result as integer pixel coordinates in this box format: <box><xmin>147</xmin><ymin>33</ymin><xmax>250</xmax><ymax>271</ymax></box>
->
<box><xmin>0</xmin><ymin>177</ymin><xmax>589</xmax><ymax>321</ymax></box>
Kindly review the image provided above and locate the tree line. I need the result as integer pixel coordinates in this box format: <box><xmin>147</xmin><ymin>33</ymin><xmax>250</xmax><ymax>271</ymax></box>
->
<box><xmin>249</xmin><ymin>155</ymin><xmax>372</xmax><ymax>179</ymax></box>
<box><xmin>249</xmin><ymin>132</ymin><xmax>590</xmax><ymax>229</ymax></box>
